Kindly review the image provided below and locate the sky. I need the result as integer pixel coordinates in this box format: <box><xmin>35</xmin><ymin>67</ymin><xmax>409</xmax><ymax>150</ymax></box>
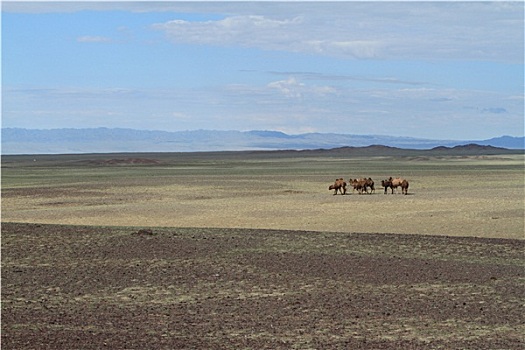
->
<box><xmin>2</xmin><ymin>1</ymin><xmax>524</xmax><ymax>140</ymax></box>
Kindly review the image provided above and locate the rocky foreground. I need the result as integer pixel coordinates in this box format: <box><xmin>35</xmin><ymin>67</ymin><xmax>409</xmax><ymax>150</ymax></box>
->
<box><xmin>2</xmin><ymin>223</ymin><xmax>523</xmax><ymax>349</ymax></box>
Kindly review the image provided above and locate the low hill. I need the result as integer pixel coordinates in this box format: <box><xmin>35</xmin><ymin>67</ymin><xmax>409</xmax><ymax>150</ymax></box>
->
<box><xmin>1</xmin><ymin>128</ymin><xmax>523</xmax><ymax>155</ymax></box>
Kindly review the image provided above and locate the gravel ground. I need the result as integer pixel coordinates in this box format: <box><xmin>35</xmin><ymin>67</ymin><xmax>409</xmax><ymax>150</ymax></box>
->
<box><xmin>2</xmin><ymin>223</ymin><xmax>524</xmax><ymax>349</ymax></box>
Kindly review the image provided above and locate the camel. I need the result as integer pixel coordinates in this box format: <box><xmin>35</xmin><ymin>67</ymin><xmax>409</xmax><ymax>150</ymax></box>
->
<box><xmin>381</xmin><ymin>177</ymin><xmax>409</xmax><ymax>195</ymax></box>
<box><xmin>329</xmin><ymin>178</ymin><xmax>347</xmax><ymax>195</ymax></box>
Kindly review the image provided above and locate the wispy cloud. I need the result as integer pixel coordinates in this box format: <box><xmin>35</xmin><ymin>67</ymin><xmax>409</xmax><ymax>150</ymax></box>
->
<box><xmin>76</xmin><ymin>35</ymin><xmax>112</xmax><ymax>43</ymax></box>
<box><xmin>266</xmin><ymin>71</ymin><xmax>426</xmax><ymax>86</ymax></box>
<box><xmin>152</xmin><ymin>15</ymin><xmax>306</xmax><ymax>51</ymax></box>
<box><xmin>4</xmin><ymin>2</ymin><xmax>522</xmax><ymax>62</ymax></box>
<box><xmin>267</xmin><ymin>77</ymin><xmax>302</xmax><ymax>98</ymax></box>
<box><xmin>150</xmin><ymin>2</ymin><xmax>523</xmax><ymax>62</ymax></box>
<box><xmin>151</xmin><ymin>14</ymin><xmax>385</xmax><ymax>59</ymax></box>
<box><xmin>3</xmin><ymin>82</ymin><xmax>523</xmax><ymax>139</ymax></box>
<box><xmin>267</xmin><ymin>77</ymin><xmax>338</xmax><ymax>100</ymax></box>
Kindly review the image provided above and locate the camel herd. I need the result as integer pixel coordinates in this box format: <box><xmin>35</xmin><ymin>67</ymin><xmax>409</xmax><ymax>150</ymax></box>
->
<box><xmin>329</xmin><ymin>177</ymin><xmax>409</xmax><ymax>195</ymax></box>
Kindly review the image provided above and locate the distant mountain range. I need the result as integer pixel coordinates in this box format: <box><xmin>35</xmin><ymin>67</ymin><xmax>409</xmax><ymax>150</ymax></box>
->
<box><xmin>1</xmin><ymin>128</ymin><xmax>524</xmax><ymax>155</ymax></box>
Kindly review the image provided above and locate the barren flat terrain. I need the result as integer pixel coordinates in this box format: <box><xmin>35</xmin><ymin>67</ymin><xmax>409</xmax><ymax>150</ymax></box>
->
<box><xmin>2</xmin><ymin>149</ymin><xmax>524</xmax><ymax>349</ymax></box>
<box><xmin>2</xmin><ymin>151</ymin><xmax>524</xmax><ymax>239</ymax></box>
<box><xmin>2</xmin><ymin>223</ymin><xmax>524</xmax><ymax>349</ymax></box>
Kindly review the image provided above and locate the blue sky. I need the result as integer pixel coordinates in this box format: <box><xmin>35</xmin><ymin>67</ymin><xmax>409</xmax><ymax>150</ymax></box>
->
<box><xmin>2</xmin><ymin>1</ymin><xmax>524</xmax><ymax>140</ymax></box>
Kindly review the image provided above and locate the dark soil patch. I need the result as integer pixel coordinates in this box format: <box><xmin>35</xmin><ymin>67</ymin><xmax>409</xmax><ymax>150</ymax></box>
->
<box><xmin>81</xmin><ymin>158</ymin><xmax>161</xmax><ymax>166</ymax></box>
<box><xmin>2</xmin><ymin>223</ymin><xmax>524</xmax><ymax>349</ymax></box>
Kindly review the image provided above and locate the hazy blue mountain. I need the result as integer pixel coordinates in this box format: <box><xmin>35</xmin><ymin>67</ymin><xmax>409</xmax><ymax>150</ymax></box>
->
<box><xmin>1</xmin><ymin>128</ymin><xmax>523</xmax><ymax>155</ymax></box>
<box><xmin>471</xmin><ymin>136</ymin><xmax>524</xmax><ymax>149</ymax></box>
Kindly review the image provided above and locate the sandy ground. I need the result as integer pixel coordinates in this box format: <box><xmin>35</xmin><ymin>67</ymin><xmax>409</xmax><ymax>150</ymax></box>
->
<box><xmin>2</xmin><ymin>172</ymin><xmax>523</xmax><ymax>239</ymax></box>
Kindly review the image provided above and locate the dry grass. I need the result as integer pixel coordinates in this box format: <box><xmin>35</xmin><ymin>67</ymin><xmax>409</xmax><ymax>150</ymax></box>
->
<box><xmin>2</xmin><ymin>153</ymin><xmax>524</xmax><ymax>239</ymax></box>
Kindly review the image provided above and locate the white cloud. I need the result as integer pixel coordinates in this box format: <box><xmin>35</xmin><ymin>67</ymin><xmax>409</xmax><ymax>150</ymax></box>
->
<box><xmin>152</xmin><ymin>14</ymin><xmax>387</xmax><ymax>59</ymax></box>
<box><xmin>149</xmin><ymin>2</ymin><xmax>523</xmax><ymax>62</ymax></box>
<box><xmin>267</xmin><ymin>77</ymin><xmax>304</xmax><ymax>99</ymax></box>
<box><xmin>152</xmin><ymin>15</ymin><xmax>303</xmax><ymax>51</ymax></box>
<box><xmin>267</xmin><ymin>77</ymin><xmax>339</xmax><ymax>100</ymax></box>
<box><xmin>5</xmin><ymin>2</ymin><xmax>522</xmax><ymax>62</ymax></box>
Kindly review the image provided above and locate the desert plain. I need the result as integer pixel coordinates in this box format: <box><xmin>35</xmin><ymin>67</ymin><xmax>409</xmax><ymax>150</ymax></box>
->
<box><xmin>2</xmin><ymin>148</ymin><xmax>524</xmax><ymax>349</ymax></box>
